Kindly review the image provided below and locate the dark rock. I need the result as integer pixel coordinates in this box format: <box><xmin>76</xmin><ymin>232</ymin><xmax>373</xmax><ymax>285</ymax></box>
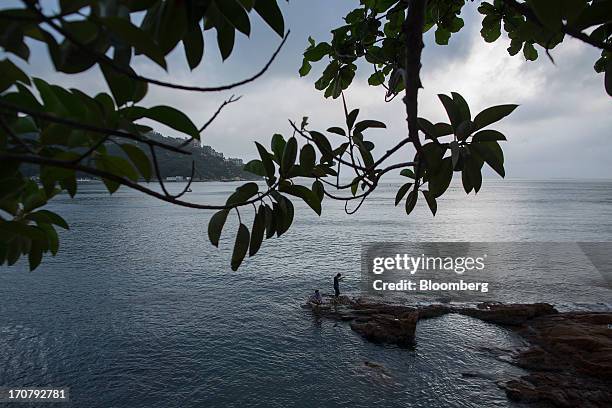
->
<box><xmin>350</xmin><ymin>311</ymin><xmax>418</xmax><ymax>347</ymax></box>
<box><xmin>460</xmin><ymin>303</ymin><xmax>558</xmax><ymax>326</ymax></box>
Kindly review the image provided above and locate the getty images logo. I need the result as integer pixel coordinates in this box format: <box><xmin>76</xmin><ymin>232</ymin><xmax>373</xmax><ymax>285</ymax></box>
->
<box><xmin>372</xmin><ymin>254</ymin><xmax>487</xmax><ymax>275</ymax></box>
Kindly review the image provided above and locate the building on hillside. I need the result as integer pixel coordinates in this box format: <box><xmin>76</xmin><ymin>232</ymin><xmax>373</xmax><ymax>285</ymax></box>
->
<box><xmin>165</xmin><ymin>176</ymin><xmax>185</xmax><ymax>182</ymax></box>
<box><xmin>202</xmin><ymin>145</ymin><xmax>224</xmax><ymax>158</ymax></box>
<box><xmin>227</xmin><ymin>158</ymin><xmax>244</xmax><ymax>166</ymax></box>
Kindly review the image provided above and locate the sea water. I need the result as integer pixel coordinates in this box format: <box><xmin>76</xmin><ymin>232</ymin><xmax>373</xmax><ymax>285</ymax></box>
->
<box><xmin>1</xmin><ymin>179</ymin><xmax>611</xmax><ymax>407</ymax></box>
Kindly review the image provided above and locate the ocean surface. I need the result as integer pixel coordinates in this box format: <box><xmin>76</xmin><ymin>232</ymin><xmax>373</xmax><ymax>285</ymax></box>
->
<box><xmin>1</xmin><ymin>179</ymin><xmax>612</xmax><ymax>407</ymax></box>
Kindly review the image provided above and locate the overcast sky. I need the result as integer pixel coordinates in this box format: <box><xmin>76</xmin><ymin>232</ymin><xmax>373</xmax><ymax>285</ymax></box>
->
<box><xmin>9</xmin><ymin>0</ymin><xmax>612</xmax><ymax>179</ymax></box>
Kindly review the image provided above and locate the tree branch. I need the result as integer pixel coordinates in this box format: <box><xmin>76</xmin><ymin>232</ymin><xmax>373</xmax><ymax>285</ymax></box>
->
<box><xmin>25</xmin><ymin>2</ymin><xmax>291</xmax><ymax>94</ymax></box>
<box><xmin>0</xmin><ymin>100</ymin><xmax>191</xmax><ymax>155</ymax></box>
<box><xmin>0</xmin><ymin>152</ymin><xmax>278</xmax><ymax>211</ymax></box>
<box><xmin>402</xmin><ymin>0</ymin><xmax>427</xmax><ymax>194</ymax></box>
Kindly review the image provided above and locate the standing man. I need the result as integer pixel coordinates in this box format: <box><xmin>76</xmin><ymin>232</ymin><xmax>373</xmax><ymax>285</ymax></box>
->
<box><xmin>333</xmin><ymin>273</ymin><xmax>344</xmax><ymax>298</ymax></box>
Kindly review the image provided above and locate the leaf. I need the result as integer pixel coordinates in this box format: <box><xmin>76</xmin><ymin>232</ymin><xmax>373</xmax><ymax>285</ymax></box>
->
<box><xmin>226</xmin><ymin>182</ymin><xmax>259</xmax><ymax>205</ymax></box>
<box><xmin>451</xmin><ymin>92</ymin><xmax>471</xmax><ymax>122</ymax></box>
<box><xmin>435</xmin><ymin>27</ymin><xmax>451</xmax><ymax>45</ymax></box>
<box><xmin>0</xmin><ymin>59</ymin><xmax>30</xmax><ymax>92</ymax></box>
<box><xmin>264</xmin><ymin>204</ymin><xmax>275</xmax><ymax>239</ymax></box>
<box><xmin>309</xmin><ymin>131</ymin><xmax>333</xmax><ymax>159</ymax></box>
<box><xmin>472</xmin><ymin>129</ymin><xmax>507</xmax><ymax>142</ymax></box>
<box><xmin>435</xmin><ymin>122</ymin><xmax>454</xmax><ymax>137</ymax></box>
<box><xmin>249</xmin><ymin>205</ymin><xmax>265</xmax><ymax>257</ymax></box>
<box><xmin>472</xmin><ymin>104</ymin><xmax>518</xmax><ymax>131</ymax></box>
<box><xmin>184</xmin><ymin>24</ymin><xmax>204</xmax><ymax>70</ymax></box>
<box><xmin>101</xmin><ymin>64</ymin><xmax>148</xmax><ymax>106</ymax></box>
<box><xmin>255</xmin><ymin>142</ymin><xmax>276</xmax><ymax>179</ymax></box>
<box><xmin>254</xmin><ymin>0</ymin><xmax>285</xmax><ymax>37</ymax></box>
<box><xmin>528</xmin><ymin>0</ymin><xmax>563</xmax><ymax>32</ymax></box>
<box><xmin>208</xmin><ymin>209</ymin><xmax>229</xmax><ymax>247</ymax></box>
<box><xmin>428</xmin><ymin>157</ymin><xmax>453</xmax><ymax>198</ymax></box>
<box><xmin>273</xmin><ymin>197</ymin><xmax>294</xmax><ymax>236</ymax></box>
<box><xmin>101</xmin><ymin>17</ymin><xmax>167</xmax><ymax>69</ymax></box>
<box><xmin>463</xmin><ymin>155</ymin><xmax>483</xmax><ymax>194</ymax></box>
<box><xmin>350</xmin><ymin>178</ymin><xmax>359</xmax><ymax>196</ymax></box>
<box><xmin>28</xmin><ymin>239</ymin><xmax>43</xmax><ymax>271</ymax></box>
<box><xmin>304</xmin><ymin>42</ymin><xmax>332</xmax><ymax>62</ymax></box>
<box><xmin>96</xmin><ymin>155</ymin><xmax>139</xmax><ymax>182</ymax></box>
<box><xmin>405</xmin><ymin>190</ymin><xmax>417</xmax><ymax>215</ymax></box>
<box><xmin>450</xmin><ymin>141</ymin><xmax>460</xmax><ymax>169</ymax></box>
<box><xmin>472</xmin><ymin>141</ymin><xmax>505</xmax><ymax>177</ymax></box>
<box><xmin>354</xmin><ymin>120</ymin><xmax>386</xmax><ymax>133</ymax></box>
<box><xmin>327</xmin><ymin>127</ymin><xmax>346</xmax><ymax>136</ymax></box>
<box><xmin>216</xmin><ymin>19</ymin><xmax>236</xmax><ymax>60</ymax></box>
<box><xmin>438</xmin><ymin>94</ymin><xmax>461</xmax><ymax>129</ymax></box>
<box><xmin>422</xmin><ymin>142</ymin><xmax>445</xmax><ymax>173</ymax></box>
<box><xmin>417</xmin><ymin>117</ymin><xmax>436</xmax><ymax>137</ymax></box>
<box><xmin>94</xmin><ymin>157</ymin><xmax>127</xmax><ymax>193</ymax></box>
<box><xmin>144</xmin><ymin>106</ymin><xmax>200</xmax><ymax>138</ymax></box>
<box><xmin>26</xmin><ymin>210</ymin><xmax>69</xmax><ymax>229</ymax></box>
<box><xmin>270</xmin><ymin>133</ymin><xmax>286</xmax><ymax>162</ymax></box>
<box><xmin>312</xmin><ymin>180</ymin><xmax>324</xmax><ymax>202</ymax></box>
<box><xmin>217</xmin><ymin>0</ymin><xmax>251</xmax><ymax>36</ymax></box>
<box><xmin>279</xmin><ymin>184</ymin><xmax>322</xmax><ymax>215</ymax></box>
<box><xmin>508</xmin><ymin>39</ymin><xmax>522</xmax><ymax>56</ymax></box>
<box><xmin>39</xmin><ymin>223</ymin><xmax>59</xmax><ymax>256</ymax></box>
<box><xmin>481</xmin><ymin>14</ymin><xmax>502</xmax><ymax>42</ymax></box>
<box><xmin>121</xmin><ymin>144</ymin><xmax>152</xmax><ymax>181</ymax></box>
<box><xmin>281</xmin><ymin>136</ymin><xmax>298</xmax><ymax>176</ymax></box>
<box><xmin>456</xmin><ymin>120</ymin><xmax>473</xmax><ymax>141</ymax></box>
<box><xmin>523</xmin><ymin>42</ymin><xmax>538</xmax><ymax>61</ymax></box>
<box><xmin>244</xmin><ymin>159</ymin><xmax>267</xmax><ymax>177</ymax></box>
<box><xmin>231</xmin><ymin>223</ymin><xmax>250</xmax><ymax>271</ymax></box>
<box><xmin>346</xmin><ymin>109</ymin><xmax>360</xmax><ymax>129</ymax></box>
<box><xmin>395</xmin><ymin>183</ymin><xmax>412</xmax><ymax>206</ymax></box>
<box><xmin>462</xmin><ymin>165</ymin><xmax>473</xmax><ymax>194</ymax></box>
<box><xmin>421</xmin><ymin>190</ymin><xmax>437</xmax><ymax>216</ymax></box>
<box><xmin>299</xmin><ymin>144</ymin><xmax>316</xmax><ymax>172</ymax></box>
<box><xmin>368</xmin><ymin>71</ymin><xmax>385</xmax><ymax>86</ymax></box>
<box><xmin>400</xmin><ymin>168</ymin><xmax>415</xmax><ymax>179</ymax></box>
<box><xmin>63</xmin><ymin>20</ymin><xmax>99</xmax><ymax>43</ymax></box>
<box><xmin>299</xmin><ymin>59</ymin><xmax>311</xmax><ymax>77</ymax></box>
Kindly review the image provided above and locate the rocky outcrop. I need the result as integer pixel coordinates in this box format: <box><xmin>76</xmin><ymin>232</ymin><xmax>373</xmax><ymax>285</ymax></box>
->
<box><xmin>498</xmin><ymin>312</ymin><xmax>612</xmax><ymax>407</ymax></box>
<box><xmin>306</xmin><ymin>299</ymin><xmax>558</xmax><ymax>347</ymax></box>
<box><xmin>305</xmin><ymin>298</ymin><xmax>612</xmax><ymax>407</ymax></box>
<box><xmin>349</xmin><ymin>311</ymin><xmax>419</xmax><ymax>347</ymax></box>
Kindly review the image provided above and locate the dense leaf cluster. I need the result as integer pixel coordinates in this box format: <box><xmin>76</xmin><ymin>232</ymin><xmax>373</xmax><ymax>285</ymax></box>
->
<box><xmin>301</xmin><ymin>0</ymin><xmax>611</xmax><ymax>98</ymax></box>
<box><xmin>0</xmin><ymin>0</ymin><xmax>285</xmax><ymax>270</ymax></box>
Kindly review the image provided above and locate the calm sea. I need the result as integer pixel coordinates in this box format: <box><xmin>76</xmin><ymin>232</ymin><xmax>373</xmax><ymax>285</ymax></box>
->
<box><xmin>1</xmin><ymin>179</ymin><xmax>611</xmax><ymax>407</ymax></box>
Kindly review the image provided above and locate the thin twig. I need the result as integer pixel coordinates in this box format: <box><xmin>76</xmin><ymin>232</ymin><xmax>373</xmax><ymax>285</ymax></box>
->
<box><xmin>178</xmin><ymin>95</ymin><xmax>243</xmax><ymax>148</ymax></box>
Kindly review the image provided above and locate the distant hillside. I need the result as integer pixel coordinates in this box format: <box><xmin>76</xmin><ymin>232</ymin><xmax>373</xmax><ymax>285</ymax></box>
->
<box><xmin>22</xmin><ymin>132</ymin><xmax>258</xmax><ymax>182</ymax></box>
<box><xmin>110</xmin><ymin>132</ymin><xmax>257</xmax><ymax>181</ymax></box>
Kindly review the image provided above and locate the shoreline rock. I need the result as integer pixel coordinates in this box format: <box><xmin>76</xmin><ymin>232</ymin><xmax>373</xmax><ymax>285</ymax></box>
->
<box><xmin>305</xmin><ymin>297</ymin><xmax>612</xmax><ymax>407</ymax></box>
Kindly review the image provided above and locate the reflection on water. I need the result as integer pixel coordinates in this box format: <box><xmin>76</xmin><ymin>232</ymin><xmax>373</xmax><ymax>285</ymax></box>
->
<box><xmin>1</xmin><ymin>180</ymin><xmax>611</xmax><ymax>407</ymax></box>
